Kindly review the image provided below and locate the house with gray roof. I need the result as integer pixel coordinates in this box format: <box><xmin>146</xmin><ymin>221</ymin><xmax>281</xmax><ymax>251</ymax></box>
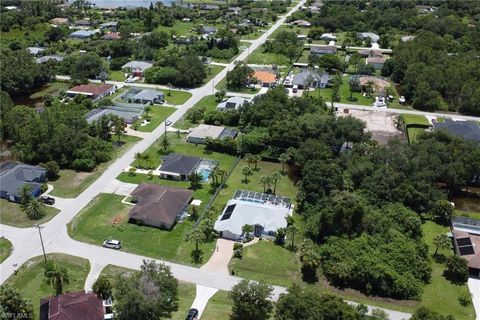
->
<box><xmin>159</xmin><ymin>153</ymin><xmax>202</xmax><ymax>181</ymax></box>
<box><xmin>99</xmin><ymin>21</ymin><xmax>118</xmax><ymax>31</ymax></box>
<box><xmin>85</xmin><ymin>108</ymin><xmax>140</xmax><ymax>124</ymax></box>
<box><xmin>187</xmin><ymin>124</ymin><xmax>238</xmax><ymax>144</ymax></box>
<box><xmin>28</xmin><ymin>47</ymin><xmax>45</xmax><ymax>57</ymax></box>
<box><xmin>310</xmin><ymin>45</ymin><xmax>337</xmax><ymax>55</ymax></box>
<box><xmin>216</xmin><ymin>97</ymin><xmax>251</xmax><ymax>112</ymax></box>
<box><xmin>0</xmin><ymin>163</ymin><xmax>46</xmax><ymax>203</ymax></box>
<box><xmin>36</xmin><ymin>55</ymin><xmax>64</xmax><ymax>64</ymax></box>
<box><xmin>121</xmin><ymin>60</ymin><xmax>153</xmax><ymax>77</ymax></box>
<box><xmin>69</xmin><ymin>30</ymin><xmax>99</xmax><ymax>39</ymax></box>
<box><xmin>131</xmin><ymin>89</ymin><xmax>164</xmax><ymax>104</ymax></box>
<box><xmin>433</xmin><ymin>119</ymin><xmax>480</xmax><ymax>143</ymax></box>
<box><xmin>293</xmin><ymin>69</ymin><xmax>330</xmax><ymax>89</ymax></box>
<box><xmin>214</xmin><ymin>190</ymin><xmax>293</xmax><ymax>240</ymax></box>
<box><xmin>200</xmin><ymin>26</ymin><xmax>217</xmax><ymax>35</ymax></box>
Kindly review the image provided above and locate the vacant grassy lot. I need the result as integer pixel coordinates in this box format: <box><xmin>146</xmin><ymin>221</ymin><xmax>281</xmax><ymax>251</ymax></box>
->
<box><xmin>203</xmin><ymin>65</ymin><xmax>225</xmax><ymax>84</ymax></box>
<box><xmin>175</xmin><ymin>95</ymin><xmax>218</xmax><ymax>130</ymax></box>
<box><xmin>399</xmin><ymin>114</ymin><xmax>430</xmax><ymax>144</ymax></box>
<box><xmin>49</xmin><ymin>135</ymin><xmax>141</xmax><ymax>198</ymax></box>
<box><xmin>100</xmin><ymin>264</ymin><xmax>196</xmax><ymax>320</ymax></box>
<box><xmin>156</xmin><ymin>21</ymin><xmax>195</xmax><ymax>36</ymax></box>
<box><xmin>133</xmin><ymin>106</ymin><xmax>176</xmax><ymax>132</ymax></box>
<box><xmin>0</xmin><ymin>237</ymin><xmax>13</xmax><ymax>263</ymax></box>
<box><xmin>420</xmin><ymin>221</ymin><xmax>475</xmax><ymax>320</ymax></box>
<box><xmin>247</xmin><ymin>46</ymin><xmax>291</xmax><ymax>66</ymax></box>
<box><xmin>6</xmin><ymin>254</ymin><xmax>90</xmax><ymax>319</ymax></box>
<box><xmin>109</xmin><ymin>70</ymin><xmax>126</xmax><ymax>81</ymax></box>
<box><xmin>165</xmin><ymin>90</ymin><xmax>193</xmax><ymax>105</ymax></box>
<box><xmin>68</xmin><ymin>193</ymin><xmax>216</xmax><ymax>266</ymax></box>
<box><xmin>0</xmin><ymin>199</ymin><xmax>60</xmax><ymax>228</ymax></box>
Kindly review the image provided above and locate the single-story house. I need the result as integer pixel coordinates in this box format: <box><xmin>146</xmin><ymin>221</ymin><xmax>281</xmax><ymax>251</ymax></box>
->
<box><xmin>40</xmin><ymin>291</ymin><xmax>112</xmax><ymax>320</ymax></box>
<box><xmin>131</xmin><ymin>89</ymin><xmax>164</xmax><ymax>104</ymax></box>
<box><xmin>36</xmin><ymin>55</ymin><xmax>64</xmax><ymax>64</ymax></box>
<box><xmin>49</xmin><ymin>17</ymin><xmax>69</xmax><ymax>25</ymax></box>
<box><xmin>102</xmin><ymin>32</ymin><xmax>121</xmax><ymax>40</ymax></box>
<box><xmin>159</xmin><ymin>153</ymin><xmax>202</xmax><ymax>181</ymax></box>
<box><xmin>433</xmin><ymin>119</ymin><xmax>480</xmax><ymax>143</ymax></box>
<box><xmin>366</xmin><ymin>56</ymin><xmax>386</xmax><ymax>69</ymax></box>
<box><xmin>75</xmin><ymin>19</ymin><xmax>91</xmax><ymax>27</ymax></box>
<box><xmin>0</xmin><ymin>163</ymin><xmax>46</xmax><ymax>203</ymax></box>
<box><xmin>99</xmin><ymin>21</ymin><xmax>118</xmax><ymax>31</ymax></box>
<box><xmin>85</xmin><ymin>108</ymin><xmax>140</xmax><ymax>124</ymax></box>
<box><xmin>216</xmin><ymin>96</ymin><xmax>251</xmax><ymax>112</ymax></box>
<box><xmin>292</xmin><ymin>69</ymin><xmax>330</xmax><ymax>89</ymax></box>
<box><xmin>200</xmin><ymin>26</ymin><xmax>217</xmax><ymax>35</ymax></box>
<box><xmin>66</xmin><ymin>84</ymin><xmax>115</xmax><ymax>100</ymax></box>
<box><xmin>310</xmin><ymin>45</ymin><xmax>337</xmax><ymax>55</ymax></box>
<box><xmin>451</xmin><ymin>217</ymin><xmax>480</xmax><ymax>276</ymax></box>
<box><xmin>358</xmin><ymin>49</ymin><xmax>382</xmax><ymax>57</ymax></box>
<box><xmin>320</xmin><ymin>33</ymin><xmax>336</xmax><ymax>41</ymax></box>
<box><xmin>28</xmin><ymin>47</ymin><xmax>45</xmax><ymax>57</ymax></box>
<box><xmin>291</xmin><ymin>19</ymin><xmax>311</xmax><ymax>27</ymax></box>
<box><xmin>214</xmin><ymin>190</ymin><xmax>293</xmax><ymax>240</ymax></box>
<box><xmin>187</xmin><ymin>124</ymin><xmax>238</xmax><ymax>144</ymax></box>
<box><xmin>228</xmin><ymin>6</ymin><xmax>242</xmax><ymax>14</ymax></box>
<box><xmin>252</xmin><ymin>70</ymin><xmax>276</xmax><ymax>87</ymax></box>
<box><xmin>129</xmin><ymin>184</ymin><xmax>193</xmax><ymax>230</ymax></box>
<box><xmin>69</xmin><ymin>30</ymin><xmax>99</xmax><ymax>39</ymax></box>
<box><xmin>200</xmin><ymin>4</ymin><xmax>220</xmax><ymax>10</ymax></box>
<box><xmin>121</xmin><ymin>60</ymin><xmax>153</xmax><ymax>77</ymax></box>
<box><xmin>357</xmin><ymin>32</ymin><xmax>379</xmax><ymax>43</ymax></box>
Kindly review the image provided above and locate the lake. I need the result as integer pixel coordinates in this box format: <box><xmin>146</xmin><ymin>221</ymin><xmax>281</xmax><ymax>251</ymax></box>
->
<box><xmin>89</xmin><ymin>0</ymin><xmax>174</xmax><ymax>8</ymax></box>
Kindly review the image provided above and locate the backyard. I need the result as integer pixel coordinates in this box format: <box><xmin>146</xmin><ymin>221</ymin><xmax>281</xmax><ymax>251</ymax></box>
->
<box><xmin>49</xmin><ymin>135</ymin><xmax>142</xmax><ymax>198</ymax></box>
<box><xmin>68</xmin><ymin>193</ymin><xmax>216</xmax><ymax>266</ymax></box>
<box><xmin>133</xmin><ymin>106</ymin><xmax>176</xmax><ymax>132</ymax></box>
<box><xmin>0</xmin><ymin>199</ymin><xmax>60</xmax><ymax>228</ymax></box>
<box><xmin>12</xmin><ymin>81</ymin><xmax>70</xmax><ymax>106</ymax></box>
<box><xmin>6</xmin><ymin>254</ymin><xmax>90</xmax><ymax>319</ymax></box>
<box><xmin>0</xmin><ymin>237</ymin><xmax>12</xmax><ymax>263</ymax></box>
<box><xmin>399</xmin><ymin>114</ymin><xmax>430</xmax><ymax>144</ymax></box>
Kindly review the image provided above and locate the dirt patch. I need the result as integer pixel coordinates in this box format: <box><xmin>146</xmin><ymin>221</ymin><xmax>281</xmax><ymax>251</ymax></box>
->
<box><xmin>110</xmin><ymin>214</ymin><xmax>127</xmax><ymax>225</ymax></box>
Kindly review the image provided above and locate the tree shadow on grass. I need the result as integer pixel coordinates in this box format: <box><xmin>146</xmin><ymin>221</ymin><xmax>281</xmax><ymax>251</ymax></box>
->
<box><xmin>191</xmin><ymin>249</ymin><xmax>204</xmax><ymax>264</ymax></box>
<box><xmin>301</xmin><ymin>266</ymin><xmax>319</xmax><ymax>284</ymax></box>
<box><xmin>433</xmin><ymin>253</ymin><xmax>447</xmax><ymax>264</ymax></box>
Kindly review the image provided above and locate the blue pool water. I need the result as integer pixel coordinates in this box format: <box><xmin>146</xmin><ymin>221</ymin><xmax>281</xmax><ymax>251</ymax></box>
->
<box><xmin>198</xmin><ymin>169</ymin><xmax>211</xmax><ymax>182</ymax></box>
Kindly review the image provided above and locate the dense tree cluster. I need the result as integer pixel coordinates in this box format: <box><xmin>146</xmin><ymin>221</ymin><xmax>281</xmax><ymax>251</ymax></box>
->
<box><xmin>263</xmin><ymin>31</ymin><xmax>301</xmax><ymax>62</ymax></box>
<box><xmin>145</xmin><ymin>54</ymin><xmax>206</xmax><ymax>87</ymax></box>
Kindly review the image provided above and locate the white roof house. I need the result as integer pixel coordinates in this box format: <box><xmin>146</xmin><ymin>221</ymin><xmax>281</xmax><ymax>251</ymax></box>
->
<box><xmin>216</xmin><ymin>97</ymin><xmax>251</xmax><ymax>111</ymax></box>
<box><xmin>121</xmin><ymin>61</ymin><xmax>153</xmax><ymax>74</ymax></box>
<box><xmin>187</xmin><ymin>124</ymin><xmax>238</xmax><ymax>144</ymax></box>
<box><xmin>214</xmin><ymin>190</ymin><xmax>293</xmax><ymax>240</ymax></box>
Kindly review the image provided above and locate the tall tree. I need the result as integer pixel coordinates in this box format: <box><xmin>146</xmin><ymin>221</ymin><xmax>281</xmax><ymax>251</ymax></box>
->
<box><xmin>229</xmin><ymin>280</ymin><xmax>273</xmax><ymax>320</ymax></box>
<box><xmin>433</xmin><ymin>234</ymin><xmax>451</xmax><ymax>256</ymax></box>
<box><xmin>44</xmin><ymin>261</ymin><xmax>70</xmax><ymax>296</ymax></box>
<box><xmin>23</xmin><ymin>199</ymin><xmax>46</xmax><ymax>220</ymax></box>
<box><xmin>241</xmin><ymin>166</ymin><xmax>253</xmax><ymax>183</ymax></box>
<box><xmin>286</xmin><ymin>225</ymin><xmax>298</xmax><ymax>250</ymax></box>
<box><xmin>0</xmin><ymin>285</ymin><xmax>33</xmax><ymax>318</ymax></box>
<box><xmin>92</xmin><ymin>275</ymin><xmax>112</xmax><ymax>299</ymax></box>
<box><xmin>278</xmin><ymin>153</ymin><xmax>289</xmax><ymax>174</ymax></box>
<box><xmin>188</xmin><ymin>172</ymin><xmax>203</xmax><ymax>190</ymax></box>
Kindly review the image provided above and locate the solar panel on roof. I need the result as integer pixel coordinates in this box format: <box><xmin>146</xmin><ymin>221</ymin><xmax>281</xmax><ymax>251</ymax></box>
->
<box><xmin>459</xmin><ymin>246</ymin><xmax>475</xmax><ymax>256</ymax></box>
<box><xmin>221</xmin><ymin>204</ymin><xmax>236</xmax><ymax>221</ymax></box>
<box><xmin>456</xmin><ymin>237</ymin><xmax>472</xmax><ymax>247</ymax></box>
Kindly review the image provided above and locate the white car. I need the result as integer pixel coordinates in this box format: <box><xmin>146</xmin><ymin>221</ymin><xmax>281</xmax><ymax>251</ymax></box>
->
<box><xmin>124</xmin><ymin>77</ymin><xmax>135</xmax><ymax>83</ymax></box>
<box><xmin>103</xmin><ymin>239</ymin><xmax>121</xmax><ymax>250</ymax></box>
<box><xmin>165</xmin><ymin>119</ymin><xmax>172</xmax><ymax>126</ymax></box>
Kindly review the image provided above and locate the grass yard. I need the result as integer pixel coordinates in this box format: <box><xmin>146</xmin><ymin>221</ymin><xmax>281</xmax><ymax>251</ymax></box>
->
<box><xmin>133</xmin><ymin>106</ymin><xmax>176</xmax><ymax>132</ymax></box>
<box><xmin>306</xmin><ymin>76</ymin><xmax>374</xmax><ymax>106</ymax></box>
<box><xmin>0</xmin><ymin>237</ymin><xmax>13</xmax><ymax>263</ymax></box>
<box><xmin>156</xmin><ymin>21</ymin><xmax>195</xmax><ymax>36</ymax></box>
<box><xmin>0</xmin><ymin>199</ymin><xmax>60</xmax><ymax>228</ymax></box>
<box><xmin>215</xmin><ymin>78</ymin><xmax>261</xmax><ymax>94</ymax></box>
<box><xmin>406</xmin><ymin>127</ymin><xmax>428</xmax><ymax>144</ymax></box>
<box><xmin>6</xmin><ymin>254</ymin><xmax>90</xmax><ymax>319</ymax></box>
<box><xmin>201</xmin><ymin>290</ymin><xmax>232</xmax><ymax>320</ymax></box>
<box><xmin>68</xmin><ymin>193</ymin><xmax>216</xmax><ymax>266</ymax></box>
<box><xmin>241</xmin><ymin>30</ymin><xmax>264</xmax><ymax>40</ymax></box>
<box><xmin>110</xmin><ymin>70</ymin><xmax>126</xmax><ymax>81</ymax></box>
<box><xmin>49</xmin><ymin>135</ymin><xmax>142</xmax><ymax>198</ymax></box>
<box><xmin>203</xmin><ymin>65</ymin><xmax>225</xmax><ymax>84</ymax></box>
<box><xmin>30</xmin><ymin>82</ymin><xmax>70</xmax><ymax>99</ymax></box>
<box><xmin>399</xmin><ymin>114</ymin><xmax>430</xmax><ymax>144</ymax></box>
<box><xmin>420</xmin><ymin>221</ymin><xmax>475</xmax><ymax>320</ymax></box>
<box><xmin>269</xmin><ymin>25</ymin><xmax>308</xmax><ymax>39</ymax></box>
<box><xmin>99</xmin><ymin>265</ymin><xmax>196</xmax><ymax>320</ymax></box>
<box><xmin>165</xmin><ymin>90</ymin><xmax>193</xmax><ymax>105</ymax></box>
<box><xmin>174</xmin><ymin>95</ymin><xmax>218</xmax><ymax>130</ymax></box>
<box><xmin>247</xmin><ymin>46</ymin><xmax>291</xmax><ymax>66</ymax></box>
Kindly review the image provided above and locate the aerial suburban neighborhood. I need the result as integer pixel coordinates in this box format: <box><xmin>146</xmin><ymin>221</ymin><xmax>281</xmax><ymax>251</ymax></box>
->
<box><xmin>0</xmin><ymin>0</ymin><xmax>479</xmax><ymax>320</ymax></box>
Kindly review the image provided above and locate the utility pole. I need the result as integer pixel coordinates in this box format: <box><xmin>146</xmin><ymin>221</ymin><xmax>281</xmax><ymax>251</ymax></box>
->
<box><xmin>212</xmin><ymin>76</ymin><xmax>215</xmax><ymax>95</ymax></box>
<box><xmin>34</xmin><ymin>224</ymin><xmax>47</xmax><ymax>263</ymax></box>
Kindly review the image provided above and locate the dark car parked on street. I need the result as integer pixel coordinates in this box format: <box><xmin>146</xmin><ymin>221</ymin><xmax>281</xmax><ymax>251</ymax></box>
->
<box><xmin>40</xmin><ymin>196</ymin><xmax>55</xmax><ymax>205</ymax></box>
<box><xmin>185</xmin><ymin>308</ymin><xmax>198</xmax><ymax>320</ymax></box>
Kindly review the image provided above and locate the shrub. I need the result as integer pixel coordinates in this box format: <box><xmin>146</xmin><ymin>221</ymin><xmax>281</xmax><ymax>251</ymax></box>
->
<box><xmin>233</xmin><ymin>248</ymin><xmax>243</xmax><ymax>259</ymax></box>
<box><xmin>445</xmin><ymin>255</ymin><xmax>469</xmax><ymax>283</ymax></box>
<box><xmin>233</xmin><ymin>243</ymin><xmax>243</xmax><ymax>251</ymax></box>
<box><xmin>458</xmin><ymin>292</ymin><xmax>471</xmax><ymax>307</ymax></box>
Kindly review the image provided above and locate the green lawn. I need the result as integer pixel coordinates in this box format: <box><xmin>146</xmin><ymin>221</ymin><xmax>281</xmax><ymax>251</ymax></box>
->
<box><xmin>0</xmin><ymin>199</ymin><xmax>60</xmax><ymax>228</ymax></box>
<box><xmin>156</xmin><ymin>21</ymin><xmax>195</xmax><ymax>36</ymax></box>
<box><xmin>241</xmin><ymin>30</ymin><xmax>264</xmax><ymax>40</ymax></box>
<box><xmin>6</xmin><ymin>254</ymin><xmax>90</xmax><ymax>319</ymax></box>
<box><xmin>420</xmin><ymin>221</ymin><xmax>475</xmax><ymax>320</ymax></box>
<box><xmin>110</xmin><ymin>70</ymin><xmax>126</xmax><ymax>81</ymax></box>
<box><xmin>269</xmin><ymin>25</ymin><xmax>308</xmax><ymax>39</ymax></box>
<box><xmin>0</xmin><ymin>237</ymin><xmax>13</xmax><ymax>263</ymax></box>
<box><xmin>203</xmin><ymin>65</ymin><xmax>225</xmax><ymax>84</ymax></box>
<box><xmin>247</xmin><ymin>46</ymin><xmax>291</xmax><ymax>66</ymax></box>
<box><xmin>49</xmin><ymin>135</ymin><xmax>142</xmax><ymax>198</ymax></box>
<box><xmin>175</xmin><ymin>95</ymin><xmax>218</xmax><ymax>130</ymax></box>
<box><xmin>306</xmin><ymin>76</ymin><xmax>374</xmax><ymax>106</ymax></box>
<box><xmin>68</xmin><ymin>193</ymin><xmax>216</xmax><ymax>266</ymax></box>
<box><xmin>400</xmin><ymin>114</ymin><xmax>430</xmax><ymax>125</ymax></box>
<box><xmin>407</xmin><ymin>127</ymin><xmax>427</xmax><ymax>144</ymax></box>
<box><xmin>215</xmin><ymin>78</ymin><xmax>261</xmax><ymax>94</ymax></box>
<box><xmin>165</xmin><ymin>90</ymin><xmax>193</xmax><ymax>105</ymax></box>
<box><xmin>30</xmin><ymin>82</ymin><xmax>70</xmax><ymax>99</ymax></box>
<box><xmin>133</xmin><ymin>106</ymin><xmax>176</xmax><ymax>132</ymax></box>
<box><xmin>202</xmin><ymin>290</ymin><xmax>232</xmax><ymax>320</ymax></box>
<box><xmin>100</xmin><ymin>265</ymin><xmax>196</xmax><ymax>320</ymax></box>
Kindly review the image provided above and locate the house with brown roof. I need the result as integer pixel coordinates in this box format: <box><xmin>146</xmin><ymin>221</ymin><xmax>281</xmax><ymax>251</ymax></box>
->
<box><xmin>366</xmin><ymin>56</ymin><xmax>386</xmax><ymax>70</ymax></box>
<box><xmin>252</xmin><ymin>70</ymin><xmax>276</xmax><ymax>87</ymax></box>
<box><xmin>66</xmin><ymin>84</ymin><xmax>115</xmax><ymax>101</ymax></box>
<box><xmin>50</xmin><ymin>17</ymin><xmax>69</xmax><ymax>26</ymax></box>
<box><xmin>451</xmin><ymin>216</ymin><xmax>480</xmax><ymax>276</ymax></box>
<box><xmin>102</xmin><ymin>32</ymin><xmax>121</xmax><ymax>40</ymax></box>
<box><xmin>129</xmin><ymin>184</ymin><xmax>193</xmax><ymax>230</ymax></box>
<box><xmin>40</xmin><ymin>291</ymin><xmax>111</xmax><ymax>320</ymax></box>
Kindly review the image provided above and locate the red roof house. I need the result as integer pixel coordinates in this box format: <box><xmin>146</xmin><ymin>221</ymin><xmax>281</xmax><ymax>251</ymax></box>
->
<box><xmin>66</xmin><ymin>84</ymin><xmax>115</xmax><ymax>100</ymax></box>
<box><xmin>40</xmin><ymin>291</ymin><xmax>104</xmax><ymax>320</ymax></box>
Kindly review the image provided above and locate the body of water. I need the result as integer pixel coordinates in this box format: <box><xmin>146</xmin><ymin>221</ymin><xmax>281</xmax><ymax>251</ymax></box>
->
<box><xmin>88</xmin><ymin>0</ymin><xmax>174</xmax><ymax>8</ymax></box>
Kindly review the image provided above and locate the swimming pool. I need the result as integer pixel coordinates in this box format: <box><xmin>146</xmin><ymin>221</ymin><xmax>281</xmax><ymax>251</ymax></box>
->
<box><xmin>198</xmin><ymin>169</ymin><xmax>211</xmax><ymax>182</ymax></box>
<box><xmin>195</xmin><ymin>159</ymin><xmax>218</xmax><ymax>182</ymax></box>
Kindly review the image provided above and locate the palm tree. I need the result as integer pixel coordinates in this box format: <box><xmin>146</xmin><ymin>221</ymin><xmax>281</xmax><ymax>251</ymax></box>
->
<box><xmin>23</xmin><ymin>199</ymin><xmax>45</xmax><ymax>220</ymax></box>
<box><xmin>279</xmin><ymin>153</ymin><xmax>289</xmax><ymax>174</ymax></box>
<box><xmin>134</xmin><ymin>152</ymin><xmax>143</xmax><ymax>167</ymax></box>
<box><xmin>271</xmin><ymin>172</ymin><xmax>282</xmax><ymax>195</ymax></box>
<box><xmin>244</xmin><ymin>153</ymin><xmax>255</xmax><ymax>168</ymax></box>
<box><xmin>241</xmin><ymin>166</ymin><xmax>252</xmax><ymax>183</ymax></box>
<box><xmin>144</xmin><ymin>105</ymin><xmax>152</xmax><ymax>118</ymax></box>
<box><xmin>19</xmin><ymin>184</ymin><xmax>33</xmax><ymax>208</ymax></box>
<box><xmin>188</xmin><ymin>172</ymin><xmax>203</xmax><ymax>190</ymax></box>
<box><xmin>44</xmin><ymin>261</ymin><xmax>70</xmax><ymax>296</ymax></box>
<box><xmin>253</xmin><ymin>155</ymin><xmax>261</xmax><ymax>170</ymax></box>
<box><xmin>433</xmin><ymin>234</ymin><xmax>451</xmax><ymax>256</ymax></box>
<box><xmin>287</xmin><ymin>225</ymin><xmax>298</xmax><ymax>250</ymax></box>
<box><xmin>218</xmin><ymin>168</ymin><xmax>227</xmax><ymax>186</ymax></box>
<box><xmin>260</xmin><ymin>175</ymin><xmax>268</xmax><ymax>193</ymax></box>
<box><xmin>185</xmin><ymin>227</ymin><xmax>206</xmax><ymax>256</ymax></box>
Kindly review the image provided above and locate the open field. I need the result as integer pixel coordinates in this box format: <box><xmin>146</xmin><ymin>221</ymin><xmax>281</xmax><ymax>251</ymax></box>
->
<box><xmin>0</xmin><ymin>199</ymin><xmax>60</xmax><ymax>228</ymax></box>
<box><xmin>68</xmin><ymin>193</ymin><xmax>216</xmax><ymax>266</ymax></box>
<box><xmin>133</xmin><ymin>106</ymin><xmax>176</xmax><ymax>132</ymax></box>
<box><xmin>6</xmin><ymin>254</ymin><xmax>90</xmax><ymax>319</ymax></box>
<box><xmin>247</xmin><ymin>46</ymin><xmax>291</xmax><ymax>66</ymax></box>
<box><xmin>165</xmin><ymin>90</ymin><xmax>193</xmax><ymax>105</ymax></box>
<box><xmin>0</xmin><ymin>237</ymin><xmax>13</xmax><ymax>263</ymax></box>
<box><xmin>49</xmin><ymin>135</ymin><xmax>142</xmax><ymax>198</ymax></box>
